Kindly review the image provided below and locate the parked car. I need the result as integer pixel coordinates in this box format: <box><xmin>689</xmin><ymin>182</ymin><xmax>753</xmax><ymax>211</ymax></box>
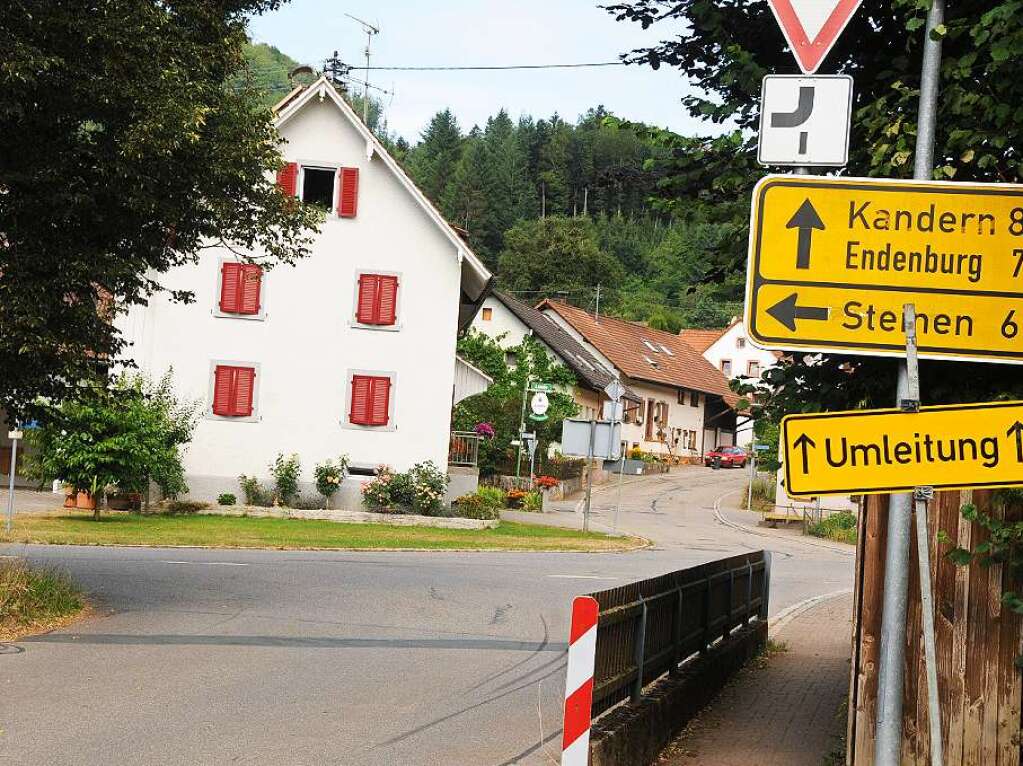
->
<box><xmin>705</xmin><ymin>445</ymin><xmax>748</xmax><ymax>469</ymax></box>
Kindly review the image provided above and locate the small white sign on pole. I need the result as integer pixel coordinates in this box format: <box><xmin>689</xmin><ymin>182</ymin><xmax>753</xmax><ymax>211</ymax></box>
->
<box><xmin>601</xmin><ymin>400</ymin><xmax>623</xmax><ymax>422</ymax></box>
<box><xmin>8</xmin><ymin>430</ymin><xmax>23</xmax><ymax>441</ymax></box>
<box><xmin>758</xmin><ymin>75</ymin><xmax>853</xmax><ymax>167</ymax></box>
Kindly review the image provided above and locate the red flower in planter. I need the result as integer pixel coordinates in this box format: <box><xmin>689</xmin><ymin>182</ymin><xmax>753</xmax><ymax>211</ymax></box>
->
<box><xmin>534</xmin><ymin>475</ymin><xmax>559</xmax><ymax>489</ymax></box>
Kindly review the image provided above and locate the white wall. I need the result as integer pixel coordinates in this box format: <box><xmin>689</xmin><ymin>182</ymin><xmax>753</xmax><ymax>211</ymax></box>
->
<box><xmin>118</xmin><ymin>97</ymin><xmax>464</xmax><ymax>502</ymax></box>
<box><xmin>620</xmin><ymin>380</ymin><xmax>706</xmax><ymax>457</ymax></box>
<box><xmin>703</xmin><ymin>321</ymin><xmax>778</xmax><ymax>446</ymax></box>
<box><xmin>469</xmin><ymin>297</ymin><xmax>530</xmax><ymax>347</ymax></box>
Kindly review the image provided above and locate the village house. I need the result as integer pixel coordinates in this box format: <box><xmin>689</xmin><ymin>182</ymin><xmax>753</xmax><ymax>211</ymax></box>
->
<box><xmin>680</xmin><ymin>319</ymin><xmax>779</xmax><ymax>446</ymax></box>
<box><xmin>536</xmin><ymin>300</ymin><xmax>738</xmax><ymax>459</ymax></box>
<box><xmin>115</xmin><ymin>76</ymin><xmax>493</xmax><ymax>506</ymax></box>
<box><xmin>469</xmin><ymin>291</ymin><xmax>642</xmax><ymax>420</ymax></box>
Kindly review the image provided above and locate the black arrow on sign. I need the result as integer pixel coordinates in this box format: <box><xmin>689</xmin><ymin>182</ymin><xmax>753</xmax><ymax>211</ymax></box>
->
<box><xmin>786</xmin><ymin>198</ymin><xmax>825</xmax><ymax>269</ymax></box>
<box><xmin>1007</xmin><ymin>421</ymin><xmax>1023</xmax><ymax>463</ymax></box>
<box><xmin>793</xmin><ymin>433</ymin><xmax>817</xmax><ymax>475</ymax></box>
<box><xmin>766</xmin><ymin>293</ymin><xmax>829</xmax><ymax>332</ymax></box>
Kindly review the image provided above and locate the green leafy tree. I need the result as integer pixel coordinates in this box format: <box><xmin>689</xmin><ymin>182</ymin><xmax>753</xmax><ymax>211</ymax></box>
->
<box><xmin>2</xmin><ymin>1</ymin><xmax>321</xmax><ymax>416</ymax></box>
<box><xmin>454</xmin><ymin>332</ymin><xmax>579</xmax><ymax>476</ymax></box>
<box><xmin>25</xmin><ymin>372</ymin><xmax>200</xmax><ymax>516</ymax></box>
<box><xmin>497</xmin><ymin>216</ymin><xmax>625</xmax><ymax>301</ymax></box>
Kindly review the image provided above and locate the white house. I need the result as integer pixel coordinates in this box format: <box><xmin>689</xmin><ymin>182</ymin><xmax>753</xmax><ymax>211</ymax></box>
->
<box><xmin>537</xmin><ymin>300</ymin><xmax>737</xmax><ymax>460</ymax></box>
<box><xmin>117</xmin><ymin>76</ymin><xmax>492</xmax><ymax>506</ymax></box>
<box><xmin>680</xmin><ymin>320</ymin><xmax>779</xmax><ymax>446</ymax></box>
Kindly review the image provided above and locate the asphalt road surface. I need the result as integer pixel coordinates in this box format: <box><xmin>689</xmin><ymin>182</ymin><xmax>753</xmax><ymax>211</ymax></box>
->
<box><xmin>0</xmin><ymin>468</ymin><xmax>853</xmax><ymax>765</ymax></box>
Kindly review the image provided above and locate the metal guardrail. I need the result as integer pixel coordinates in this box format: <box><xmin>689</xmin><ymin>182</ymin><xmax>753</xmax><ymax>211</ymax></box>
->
<box><xmin>448</xmin><ymin>431</ymin><xmax>482</xmax><ymax>468</ymax></box>
<box><xmin>585</xmin><ymin>550</ymin><xmax>771</xmax><ymax>718</ymax></box>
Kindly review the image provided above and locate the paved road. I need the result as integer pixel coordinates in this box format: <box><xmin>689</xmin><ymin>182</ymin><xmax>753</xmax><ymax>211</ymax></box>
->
<box><xmin>0</xmin><ymin>468</ymin><xmax>853</xmax><ymax>765</ymax></box>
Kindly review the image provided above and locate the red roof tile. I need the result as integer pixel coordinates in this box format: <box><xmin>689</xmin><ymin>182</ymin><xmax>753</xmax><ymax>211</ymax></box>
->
<box><xmin>678</xmin><ymin>327</ymin><xmax>727</xmax><ymax>353</ymax></box>
<box><xmin>537</xmin><ymin>301</ymin><xmax>733</xmax><ymax>399</ymax></box>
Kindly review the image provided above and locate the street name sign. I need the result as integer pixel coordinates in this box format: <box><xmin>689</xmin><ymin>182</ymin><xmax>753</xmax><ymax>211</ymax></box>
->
<box><xmin>745</xmin><ymin>175</ymin><xmax>1023</xmax><ymax>363</ymax></box>
<box><xmin>767</xmin><ymin>0</ymin><xmax>863</xmax><ymax>74</ymax></box>
<box><xmin>782</xmin><ymin>401</ymin><xmax>1023</xmax><ymax>496</ymax></box>
<box><xmin>758</xmin><ymin>75</ymin><xmax>852</xmax><ymax>167</ymax></box>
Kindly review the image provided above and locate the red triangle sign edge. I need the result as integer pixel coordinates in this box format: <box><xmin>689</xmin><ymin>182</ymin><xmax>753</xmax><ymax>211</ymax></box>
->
<box><xmin>768</xmin><ymin>0</ymin><xmax>863</xmax><ymax>74</ymax></box>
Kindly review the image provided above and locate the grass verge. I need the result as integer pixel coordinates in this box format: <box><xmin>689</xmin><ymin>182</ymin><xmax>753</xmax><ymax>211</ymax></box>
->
<box><xmin>741</xmin><ymin>476</ymin><xmax>777</xmax><ymax>513</ymax></box>
<box><xmin>806</xmin><ymin>511</ymin><xmax>858</xmax><ymax>545</ymax></box>
<box><xmin>0</xmin><ymin>511</ymin><xmax>644</xmax><ymax>552</ymax></box>
<box><xmin>0</xmin><ymin>558</ymin><xmax>85</xmax><ymax>641</ymax></box>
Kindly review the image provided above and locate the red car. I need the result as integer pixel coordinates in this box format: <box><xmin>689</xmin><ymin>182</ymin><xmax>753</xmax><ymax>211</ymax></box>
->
<box><xmin>705</xmin><ymin>445</ymin><xmax>748</xmax><ymax>469</ymax></box>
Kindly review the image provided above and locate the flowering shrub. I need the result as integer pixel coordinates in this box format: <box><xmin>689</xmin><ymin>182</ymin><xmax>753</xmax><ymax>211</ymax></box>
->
<box><xmin>474</xmin><ymin>422</ymin><xmax>495</xmax><ymax>439</ymax></box>
<box><xmin>360</xmin><ymin>462</ymin><xmax>449</xmax><ymax>515</ymax></box>
<box><xmin>361</xmin><ymin>466</ymin><xmax>395</xmax><ymax>511</ymax></box>
<box><xmin>534</xmin><ymin>475</ymin><xmax>559</xmax><ymax>489</ymax></box>
<box><xmin>314</xmin><ymin>455</ymin><xmax>349</xmax><ymax>508</ymax></box>
<box><xmin>270</xmin><ymin>453</ymin><xmax>301</xmax><ymax>506</ymax></box>
<box><xmin>455</xmin><ymin>493</ymin><xmax>500</xmax><ymax>520</ymax></box>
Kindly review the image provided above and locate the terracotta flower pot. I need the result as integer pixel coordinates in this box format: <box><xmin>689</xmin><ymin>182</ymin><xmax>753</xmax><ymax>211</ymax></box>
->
<box><xmin>63</xmin><ymin>491</ymin><xmax>76</xmax><ymax>508</ymax></box>
<box><xmin>76</xmin><ymin>491</ymin><xmax>96</xmax><ymax>510</ymax></box>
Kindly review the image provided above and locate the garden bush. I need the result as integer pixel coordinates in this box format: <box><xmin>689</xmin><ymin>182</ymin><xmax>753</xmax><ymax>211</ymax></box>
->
<box><xmin>270</xmin><ymin>453</ymin><xmax>301</xmax><ymax>506</ymax></box>
<box><xmin>359</xmin><ymin>462</ymin><xmax>449</xmax><ymax>515</ymax></box>
<box><xmin>162</xmin><ymin>500</ymin><xmax>209</xmax><ymax>515</ymax></box>
<box><xmin>522</xmin><ymin>491</ymin><xmax>543</xmax><ymax>512</ymax></box>
<box><xmin>314</xmin><ymin>455</ymin><xmax>348</xmax><ymax>508</ymax></box>
<box><xmin>807</xmin><ymin>511</ymin><xmax>858</xmax><ymax>545</ymax></box>
<box><xmin>475</xmin><ymin>485</ymin><xmax>506</xmax><ymax>512</ymax></box>
<box><xmin>238</xmin><ymin>475</ymin><xmax>273</xmax><ymax>507</ymax></box>
<box><xmin>217</xmin><ymin>493</ymin><xmax>236</xmax><ymax>506</ymax></box>
<box><xmin>455</xmin><ymin>493</ymin><xmax>499</xmax><ymax>520</ymax></box>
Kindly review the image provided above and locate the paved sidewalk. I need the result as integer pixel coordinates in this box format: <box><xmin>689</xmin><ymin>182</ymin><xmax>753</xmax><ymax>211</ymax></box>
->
<box><xmin>656</xmin><ymin>593</ymin><xmax>852</xmax><ymax>766</ymax></box>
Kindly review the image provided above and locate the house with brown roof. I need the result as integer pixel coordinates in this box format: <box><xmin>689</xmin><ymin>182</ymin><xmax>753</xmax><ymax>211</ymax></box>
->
<box><xmin>537</xmin><ymin>300</ymin><xmax>739</xmax><ymax>459</ymax></box>
<box><xmin>470</xmin><ymin>292</ymin><xmax>642</xmax><ymax>420</ymax></box>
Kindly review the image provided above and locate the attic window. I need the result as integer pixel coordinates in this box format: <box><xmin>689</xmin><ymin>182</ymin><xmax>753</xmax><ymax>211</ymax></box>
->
<box><xmin>737</xmin><ymin>337</ymin><xmax>747</xmax><ymax>349</ymax></box>
<box><xmin>643</xmin><ymin>355</ymin><xmax>659</xmax><ymax>368</ymax></box>
<box><xmin>302</xmin><ymin>167</ymin><xmax>335</xmax><ymax>209</ymax></box>
<box><xmin>642</xmin><ymin>340</ymin><xmax>658</xmax><ymax>353</ymax></box>
<box><xmin>659</xmin><ymin>344</ymin><xmax>674</xmax><ymax>356</ymax></box>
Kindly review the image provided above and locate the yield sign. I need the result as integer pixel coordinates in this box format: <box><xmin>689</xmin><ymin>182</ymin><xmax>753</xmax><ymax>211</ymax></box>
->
<box><xmin>767</xmin><ymin>0</ymin><xmax>863</xmax><ymax>74</ymax></box>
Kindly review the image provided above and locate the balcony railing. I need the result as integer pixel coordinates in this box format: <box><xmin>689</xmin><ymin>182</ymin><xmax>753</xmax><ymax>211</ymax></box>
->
<box><xmin>449</xmin><ymin>431</ymin><xmax>482</xmax><ymax>468</ymax></box>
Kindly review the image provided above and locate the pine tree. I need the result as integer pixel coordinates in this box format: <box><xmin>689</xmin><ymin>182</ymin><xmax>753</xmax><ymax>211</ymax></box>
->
<box><xmin>441</xmin><ymin>128</ymin><xmax>489</xmax><ymax>259</ymax></box>
<box><xmin>479</xmin><ymin>110</ymin><xmax>532</xmax><ymax>256</ymax></box>
<box><xmin>407</xmin><ymin>109</ymin><xmax>463</xmax><ymax>205</ymax></box>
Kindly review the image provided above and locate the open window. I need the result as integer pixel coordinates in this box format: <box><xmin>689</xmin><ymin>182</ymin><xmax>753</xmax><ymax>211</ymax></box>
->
<box><xmin>301</xmin><ymin>167</ymin><xmax>335</xmax><ymax>209</ymax></box>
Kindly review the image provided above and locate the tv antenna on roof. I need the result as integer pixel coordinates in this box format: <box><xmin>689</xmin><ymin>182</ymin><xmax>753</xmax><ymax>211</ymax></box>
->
<box><xmin>344</xmin><ymin>13</ymin><xmax>380</xmax><ymax>126</ymax></box>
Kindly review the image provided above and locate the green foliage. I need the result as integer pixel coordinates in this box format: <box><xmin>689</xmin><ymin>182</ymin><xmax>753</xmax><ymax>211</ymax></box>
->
<box><xmin>359</xmin><ymin>462</ymin><xmax>449</xmax><ymax>515</ymax></box>
<box><xmin>217</xmin><ymin>493</ymin><xmax>237</xmax><ymax>507</ymax></box>
<box><xmin>807</xmin><ymin>512</ymin><xmax>858</xmax><ymax>545</ymax></box>
<box><xmin>25</xmin><ymin>372</ymin><xmax>199</xmax><ymax>501</ymax></box>
<box><xmin>455</xmin><ymin>493</ymin><xmax>500</xmax><ymax>521</ymax></box>
<box><xmin>238</xmin><ymin>475</ymin><xmax>273</xmax><ymax>507</ymax></box>
<box><xmin>497</xmin><ymin>216</ymin><xmax>626</xmax><ymax>299</ymax></box>
<box><xmin>2</xmin><ymin>3</ymin><xmax>321</xmax><ymax>415</ymax></box>
<box><xmin>0</xmin><ymin>559</ymin><xmax>83</xmax><ymax>634</ymax></box>
<box><xmin>161</xmin><ymin>500</ymin><xmax>209</xmax><ymax>515</ymax></box>
<box><xmin>742</xmin><ymin>476</ymin><xmax>777</xmax><ymax>511</ymax></box>
<box><xmin>269</xmin><ymin>453</ymin><xmax>301</xmax><ymax>507</ymax></box>
<box><xmin>522</xmin><ymin>491</ymin><xmax>544</xmax><ymax>512</ymax></box>
<box><xmin>475</xmin><ymin>485</ymin><xmax>507</xmax><ymax>512</ymax></box>
<box><xmin>314</xmin><ymin>455</ymin><xmax>349</xmax><ymax>506</ymax></box>
<box><xmin>454</xmin><ymin>332</ymin><xmax>579</xmax><ymax>476</ymax></box>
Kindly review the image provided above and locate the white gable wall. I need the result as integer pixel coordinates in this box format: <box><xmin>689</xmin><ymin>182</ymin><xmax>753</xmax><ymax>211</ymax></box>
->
<box><xmin>702</xmin><ymin>321</ymin><xmax>778</xmax><ymax>446</ymax></box>
<box><xmin>119</xmin><ymin>96</ymin><xmax>464</xmax><ymax>502</ymax></box>
<box><xmin>469</xmin><ymin>296</ymin><xmax>531</xmax><ymax>347</ymax></box>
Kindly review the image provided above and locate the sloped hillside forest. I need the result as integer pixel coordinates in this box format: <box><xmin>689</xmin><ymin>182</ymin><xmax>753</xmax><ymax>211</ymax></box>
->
<box><xmin>243</xmin><ymin>43</ymin><xmax>743</xmax><ymax>330</ymax></box>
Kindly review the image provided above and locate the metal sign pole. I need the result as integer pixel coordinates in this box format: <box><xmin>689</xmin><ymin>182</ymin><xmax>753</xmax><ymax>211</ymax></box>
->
<box><xmin>6</xmin><ymin>435</ymin><xmax>18</xmax><ymax>534</ymax></box>
<box><xmin>747</xmin><ymin>437</ymin><xmax>757</xmax><ymax>512</ymax></box>
<box><xmin>875</xmin><ymin>3</ymin><xmax>945</xmax><ymax>762</ymax></box>
<box><xmin>583</xmin><ymin>419</ymin><xmax>596</xmax><ymax>533</ymax></box>
<box><xmin>516</xmin><ymin>375</ymin><xmax>531</xmax><ymax>478</ymax></box>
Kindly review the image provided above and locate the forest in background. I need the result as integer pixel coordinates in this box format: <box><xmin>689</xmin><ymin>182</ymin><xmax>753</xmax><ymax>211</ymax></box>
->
<box><xmin>240</xmin><ymin>42</ymin><xmax>742</xmax><ymax>331</ymax></box>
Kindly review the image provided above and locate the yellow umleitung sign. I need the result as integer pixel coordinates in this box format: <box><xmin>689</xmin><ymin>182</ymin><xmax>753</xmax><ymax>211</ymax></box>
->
<box><xmin>782</xmin><ymin>401</ymin><xmax>1023</xmax><ymax>497</ymax></box>
<box><xmin>745</xmin><ymin>175</ymin><xmax>1023</xmax><ymax>363</ymax></box>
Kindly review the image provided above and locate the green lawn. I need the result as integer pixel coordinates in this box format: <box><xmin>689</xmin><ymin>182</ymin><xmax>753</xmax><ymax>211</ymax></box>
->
<box><xmin>0</xmin><ymin>511</ymin><xmax>644</xmax><ymax>552</ymax></box>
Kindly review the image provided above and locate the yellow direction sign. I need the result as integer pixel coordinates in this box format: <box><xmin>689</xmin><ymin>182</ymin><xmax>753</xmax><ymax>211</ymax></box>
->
<box><xmin>782</xmin><ymin>401</ymin><xmax>1023</xmax><ymax>497</ymax></box>
<box><xmin>745</xmin><ymin>175</ymin><xmax>1023</xmax><ymax>363</ymax></box>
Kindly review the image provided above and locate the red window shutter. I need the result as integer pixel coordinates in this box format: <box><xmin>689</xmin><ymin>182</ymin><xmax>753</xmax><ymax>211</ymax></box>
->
<box><xmin>377</xmin><ymin>275</ymin><xmax>398</xmax><ymax>325</ymax></box>
<box><xmin>369</xmin><ymin>376</ymin><xmax>391</xmax><ymax>425</ymax></box>
<box><xmin>356</xmin><ymin>274</ymin><xmax>380</xmax><ymax>324</ymax></box>
<box><xmin>213</xmin><ymin>365</ymin><xmax>256</xmax><ymax>417</ymax></box>
<box><xmin>212</xmin><ymin>366</ymin><xmax>233</xmax><ymax>416</ymax></box>
<box><xmin>276</xmin><ymin>162</ymin><xmax>298</xmax><ymax>196</ymax></box>
<box><xmin>337</xmin><ymin>167</ymin><xmax>359</xmax><ymax>217</ymax></box>
<box><xmin>233</xmin><ymin>367</ymin><xmax>256</xmax><ymax>416</ymax></box>
<box><xmin>220</xmin><ymin>262</ymin><xmax>242</xmax><ymax>313</ymax></box>
<box><xmin>350</xmin><ymin>375</ymin><xmax>372</xmax><ymax>425</ymax></box>
<box><xmin>239</xmin><ymin>265</ymin><xmax>262</xmax><ymax>315</ymax></box>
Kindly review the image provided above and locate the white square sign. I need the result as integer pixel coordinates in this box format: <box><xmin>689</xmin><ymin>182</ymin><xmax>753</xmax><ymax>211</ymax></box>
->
<box><xmin>757</xmin><ymin>75</ymin><xmax>853</xmax><ymax>167</ymax></box>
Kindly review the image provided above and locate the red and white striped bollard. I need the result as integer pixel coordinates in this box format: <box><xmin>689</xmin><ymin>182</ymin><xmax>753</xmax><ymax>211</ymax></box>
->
<box><xmin>561</xmin><ymin>595</ymin><xmax>599</xmax><ymax>765</ymax></box>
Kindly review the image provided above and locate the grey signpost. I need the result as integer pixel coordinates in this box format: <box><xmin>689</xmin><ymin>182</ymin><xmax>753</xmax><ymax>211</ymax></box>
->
<box><xmin>6</xmin><ymin>428</ymin><xmax>21</xmax><ymax>534</ymax></box>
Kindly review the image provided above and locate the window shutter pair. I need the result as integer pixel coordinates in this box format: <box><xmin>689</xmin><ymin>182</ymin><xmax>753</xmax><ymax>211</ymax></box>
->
<box><xmin>276</xmin><ymin>163</ymin><xmax>298</xmax><ymax>197</ymax></box>
<box><xmin>212</xmin><ymin>366</ymin><xmax>256</xmax><ymax>417</ymax></box>
<box><xmin>220</xmin><ymin>263</ymin><xmax>262</xmax><ymax>315</ymax></box>
<box><xmin>356</xmin><ymin>274</ymin><xmax>398</xmax><ymax>325</ymax></box>
<box><xmin>350</xmin><ymin>375</ymin><xmax>391</xmax><ymax>426</ymax></box>
<box><xmin>337</xmin><ymin>167</ymin><xmax>359</xmax><ymax>217</ymax></box>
